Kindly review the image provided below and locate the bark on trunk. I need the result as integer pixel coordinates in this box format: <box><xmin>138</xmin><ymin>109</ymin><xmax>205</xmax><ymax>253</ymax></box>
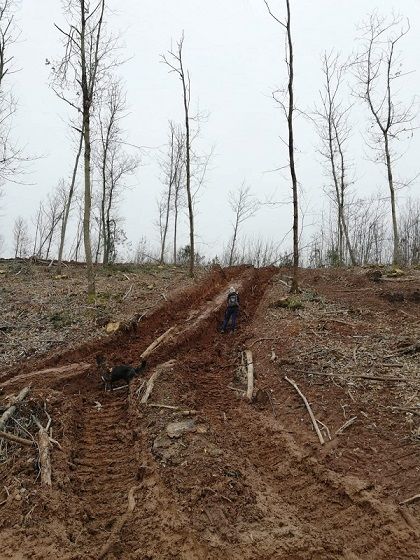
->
<box><xmin>285</xmin><ymin>0</ymin><xmax>299</xmax><ymax>293</ymax></box>
<box><xmin>57</xmin><ymin>129</ymin><xmax>83</xmax><ymax>275</ymax></box>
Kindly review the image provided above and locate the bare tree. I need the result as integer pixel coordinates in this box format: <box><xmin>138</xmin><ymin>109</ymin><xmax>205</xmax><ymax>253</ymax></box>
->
<box><xmin>315</xmin><ymin>52</ymin><xmax>357</xmax><ymax>266</ymax></box>
<box><xmin>0</xmin><ymin>0</ymin><xmax>25</xmax><ymax>189</ymax></box>
<box><xmin>158</xmin><ymin>121</ymin><xmax>184</xmax><ymax>264</ymax></box>
<box><xmin>162</xmin><ymin>34</ymin><xmax>195</xmax><ymax>277</ymax></box>
<box><xmin>227</xmin><ymin>183</ymin><xmax>259</xmax><ymax>266</ymax></box>
<box><xmin>13</xmin><ymin>216</ymin><xmax>30</xmax><ymax>258</ymax></box>
<box><xmin>96</xmin><ymin>81</ymin><xmax>139</xmax><ymax>265</ymax></box>
<box><xmin>399</xmin><ymin>197</ymin><xmax>420</xmax><ymax>266</ymax></box>
<box><xmin>32</xmin><ymin>186</ymin><xmax>65</xmax><ymax>259</ymax></box>
<box><xmin>354</xmin><ymin>12</ymin><xmax>415</xmax><ymax>266</ymax></box>
<box><xmin>57</xmin><ymin>126</ymin><xmax>84</xmax><ymax>273</ymax></box>
<box><xmin>264</xmin><ymin>0</ymin><xmax>299</xmax><ymax>292</ymax></box>
<box><xmin>53</xmin><ymin>0</ymin><xmax>113</xmax><ymax>296</ymax></box>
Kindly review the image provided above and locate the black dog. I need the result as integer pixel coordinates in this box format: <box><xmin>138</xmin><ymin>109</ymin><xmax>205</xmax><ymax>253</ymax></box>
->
<box><xmin>96</xmin><ymin>355</ymin><xmax>147</xmax><ymax>391</ymax></box>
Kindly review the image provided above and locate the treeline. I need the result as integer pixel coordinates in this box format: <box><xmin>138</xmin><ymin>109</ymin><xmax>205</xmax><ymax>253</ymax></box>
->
<box><xmin>1</xmin><ymin>1</ymin><xmax>419</xmax><ymax>298</ymax></box>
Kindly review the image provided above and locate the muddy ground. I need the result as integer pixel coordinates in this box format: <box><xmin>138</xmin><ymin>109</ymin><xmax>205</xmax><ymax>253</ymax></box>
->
<box><xmin>0</xmin><ymin>263</ymin><xmax>419</xmax><ymax>559</ymax></box>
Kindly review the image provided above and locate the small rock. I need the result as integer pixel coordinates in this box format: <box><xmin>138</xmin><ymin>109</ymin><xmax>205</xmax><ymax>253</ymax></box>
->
<box><xmin>105</xmin><ymin>321</ymin><xmax>120</xmax><ymax>334</ymax></box>
<box><xmin>166</xmin><ymin>419</ymin><xmax>196</xmax><ymax>438</ymax></box>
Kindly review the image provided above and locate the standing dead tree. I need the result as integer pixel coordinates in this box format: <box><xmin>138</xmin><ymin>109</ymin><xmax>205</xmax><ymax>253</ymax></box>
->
<box><xmin>315</xmin><ymin>52</ymin><xmax>357</xmax><ymax>266</ymax></box>
<box><xmin>12</xmin><ymin>216</ymin><xmax>29</xmax><ymax>258</ymax></box>
<box><xmin>264</xmin><ymin>0</ymin><xmax>299</xmax><ymax>292</ymax></box>
<box><xmin>0</xmin><ymin>0</ymin><xmax>23</xmax><ymax>190</ymax></box>
<box><xmin>32</xmin><ymin>186</ymin><xmax>66</xmax><ymax>260</ymax></box>
<box><xmin>162</xmin><ymin>34</ymin><xmax>195</xmax><ymax>277</ymax></box>
<box><xmin>227</xmin><ymin>183</ymin><xmax>259</xmax><ymax>266</ymax></box>
<box><xmin>354</xmin><ymin>13</ymin><xmax>416</xmax><ymax>266</ymax></box>
<box><xmin>96</xmin><ymin>81</ymin><xmax>138</xmax><ymax>265</ymax></box>
<box><xmin>53</xmin><ymin>0</ymin><xmax>114</xmax><ymax>296</ymax></box>
<box><xmin>158</xmin><ymin>121</ymin><xmax>184</xmax><ymax>264</ymax></box>
<box><xmin>57</xmin><ymin>126</ymin><xmax>84</xmax><ymax>274</ymax></box>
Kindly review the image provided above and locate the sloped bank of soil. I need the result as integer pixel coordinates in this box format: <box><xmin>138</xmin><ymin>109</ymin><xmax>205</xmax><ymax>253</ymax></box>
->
<box><xmin>0</xmin><ymin>266</ymin><xmax>418</xmax><ymax>559</ymax></box>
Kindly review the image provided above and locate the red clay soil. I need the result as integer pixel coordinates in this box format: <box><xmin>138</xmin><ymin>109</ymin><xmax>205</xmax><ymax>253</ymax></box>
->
<box><xmin>0</xmin><ymin>265</ymin><xmax>419</xmax><ymax>559</ymax></box>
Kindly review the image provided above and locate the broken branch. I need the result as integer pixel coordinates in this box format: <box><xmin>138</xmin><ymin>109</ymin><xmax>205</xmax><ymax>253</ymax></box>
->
<box><xmin>0</xmin><ymin>429</ymin><xmax>33</xmax><ymax>447</ymax></box>
<box><xmin>0</xmin><ymin>386</ymin><xmax>31</xmax><ymax>431</ymax></box>
<box><xmin>284</xmin><ymin>376</ymin><xmax>325</xmax><ymax>445</ymax></box>
<box><xmin>244</xmin><ymin>350</ymin><xmax>254</xmax><ymax>402</ymax></box>
<box><xmin>140</xmin><ymin>360</ymin><xmax>176</xmax><ymax>404</ymax></box>
<box><xmin>140</xmin><ymin>327</ymin><xmax>175</xmax><ymax>360</ymax></box>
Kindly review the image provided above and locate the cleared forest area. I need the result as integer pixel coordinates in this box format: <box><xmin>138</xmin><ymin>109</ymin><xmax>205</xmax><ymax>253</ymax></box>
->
<box><xmin>0</xmin><ymin>262</ymin><xmax>418</xmax><ymax>559</ymax></box>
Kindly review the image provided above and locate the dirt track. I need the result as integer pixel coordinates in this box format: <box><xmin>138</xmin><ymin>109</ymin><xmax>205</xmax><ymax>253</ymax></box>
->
<box><xmin>0</xmin><ymin>265</ymin><xmax>419</xmax><ymax>559</ymax></box>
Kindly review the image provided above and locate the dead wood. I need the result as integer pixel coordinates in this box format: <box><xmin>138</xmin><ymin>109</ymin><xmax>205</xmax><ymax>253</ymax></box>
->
<box><xmin>284</xmin><ymin>376</ymin><xmax>325</xmax><ymax>445</ymax></box>
<box><xmin>392</xmin><ymin>407</ymin><xmax>420</xmax><ymax>417</ymax></box>
<box><xmin>33</xmin><ymin>410</ymin><xmax>53</xmax><ymax>487</ymax></box>
<box><xmin>98</xmin><ymin>485</ymin><xmax>140</xmax><ymax>559</ymax></box>
<box><xmin>140</xmin><ymin>327</ymin><xmax>175</xmax><ymax>360</ymax></box>
<box><xmin>0</xmin><ymin>429</ymin><xmax>34</xmax><ymax>447</ymax></box>
<box><xmin>0</xmin><ymin>363</ymin><xmax>90</xmax><ymax>390</ymax></box>
<box><xmin>148</xmin><ymin>403</ymin><xmax>197</xmax><ymax>414</ymax></box>
<box><xmin>399</xmin><ymin>494</ymin><xmax>420</xmax><ymax>506</ymax></box>
<box><xmin>0</xmin><ymin>387</ymin><xmax>31</xmax><ymax>431</ymax></box>
<box><xmin>244</xmin><ymin>350</ymin><xmax>254</xmax><ymax>401</ymax></box>
<box><xmin>385</xmin><ymin>342</ymin><xmax>420</xmax><ymax>358</ymax></box>
<box><xmin>249</xmin><ymin>337</ymin><xmax>280</xmax><ymax>348</ymax></box>
<box><xmin>335</xmin><ymin>416</ymin><xmax>358</xmax><ymax>435</ymax></box>
<box><xmin>140</xmin><ymin>360</ymin><xmax>176</xmax><ymax>404</ymax></box>
<box><xmin>306</xmin><ymin>371</ymin><xmax>411</xmax><ymax>383</ymax></box>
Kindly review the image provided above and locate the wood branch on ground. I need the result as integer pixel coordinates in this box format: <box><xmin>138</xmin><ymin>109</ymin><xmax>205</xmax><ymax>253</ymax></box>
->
<box><xmin>0</xmin><ymin>364</ymin><xmax>90</xmax><ymax>391</ymax></box>
<box><xmin>98</xmin><ymin>485</ymin><xmax>140</xmax><ymax>559</ymax></box>
<box><xmin>306</xmin><ymin>371</ymin><xmax>412</xmax><ymax>383</ymax></box>
<box><xmin>148</xmin><ymin>403</ymin><xmax>198</xmax><ymax>414</ymax></box>
<box><xmin>244</xmin><ymin>350</ymin><xmax>254</xmax><ymax>401</ymax></box>
<box><xmin>249</xmin><ymin>337</ymin><xmax>280</xmax><ymax>348</ymax></box>
<box><xmin>335</xmin><ymin>416</ymin><xmax>357</xmax><ymax>435</ymax></box>
<box><xmin>399</xmin><ymin>493</ymin><xmax>420</xmax><ymax>506</ymax></box>
<box><xmin>33</xmin><ymin>413</ymin><xmax>52</xmax><ymax>487</ymax></box>
<box><xmin>0</xmin><ymin>429</ymin><xmax>34</xmax><ymax>447</ymax></box>
<box><xmin>0</xmin><ymin>386</ymin><xmax>31</xmax><ymax>431</ymax></box>
<box><xmin>386</xmin><ymin>342</ymin><xmax>420</xmax><ymax>358</ymax></box>
<box><xmin>140</xmin><ymin>360</ymin><xmax>176</xmax><ymax>404</ymax></box>
<box><xmin>140</xmin><ymin>327</ymin><xmax>175</xmax><ymax>360</ymax></box>
<box><xmin>285</xmin><ymin>376</ymin><xmax>325</xmax><ymax>445</ymax></box>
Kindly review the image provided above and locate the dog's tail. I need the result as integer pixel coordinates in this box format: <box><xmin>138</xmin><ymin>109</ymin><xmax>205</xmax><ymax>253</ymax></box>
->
<box><xmin>135</xmin><ymin>359</ymin><xmax>147</xmax><ymax>374</ymax></box>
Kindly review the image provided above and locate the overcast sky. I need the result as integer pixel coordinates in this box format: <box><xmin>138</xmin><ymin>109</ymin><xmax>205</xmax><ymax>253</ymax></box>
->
<box><xmin>1</xmin><ymin>0</ymin><xmax>420</xmax><ymax>260</ymax></box>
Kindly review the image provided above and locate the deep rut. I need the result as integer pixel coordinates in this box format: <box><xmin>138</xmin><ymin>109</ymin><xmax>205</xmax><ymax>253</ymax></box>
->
<box><xmin>71</xmin><ymin>393</ymin><xmax>138</xmax><ymax>543</ymax></box>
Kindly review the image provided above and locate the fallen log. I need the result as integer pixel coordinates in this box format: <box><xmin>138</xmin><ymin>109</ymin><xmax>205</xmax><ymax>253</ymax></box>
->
<box><xmin>284</xmin><ymin>376</ymin><xmax>325</xmax><ymax>445</ymax></box>
<box><xmin>244</xmin><ymin>350</ymin><xmax>254</xmax><ymax>402</ymax></box>
<box><xmin>0</xmin><ymin>386</ymin><xmax>30</xmax><ymax>431</ymax></box>
<box><xmin>140</xmin><ymin>360</ymin><xmax>176</xmax><ymax>404</ymax></box>
<box><xmin>140</xmin><ymin>327</ymin><xmax>175</xmax><ymax>360</ymax></box>
<box><xmin>0</xmin><ymin>429</ymin><xmax>33</xmax><ymax>447</ymax></box>
<box><xmin>0</xmin><ymin>363</ymin><xmax>90</xmax><ymax>390</ymax></box>
<box><xmin>98</xmin><ymin>485</ymin><xmax>140</xmax><ymax>559</ymax></box>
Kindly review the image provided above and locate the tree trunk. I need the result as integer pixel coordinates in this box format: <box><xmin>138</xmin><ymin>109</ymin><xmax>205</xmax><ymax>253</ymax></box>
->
<box><xmin>183</xmin><ymin>84</ymin><xmax>194</xmax><ymax>277</ymax></box>
<box><xmin>285</xmin><ymin>0</ymin><xmax>299</xmax><ymax>293</ymax></box>
<box><xmin>82</xmin><ymin>110</ymin><xmax>95</xmax><ymax>296</ymax></box>
<box><xmin>229</xmin><ymin>216</ymin><xmax>239</xmax><ymax>266</ymax></box>
<box><xmin>57</xmin><ymin>129</ymin><xmax>84</xmax><ymax>275</ymax></box>
<box><xmin>384</xmin><ymin>133</ymin><xmax>401</xmax><ymax>265</ymax></box>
